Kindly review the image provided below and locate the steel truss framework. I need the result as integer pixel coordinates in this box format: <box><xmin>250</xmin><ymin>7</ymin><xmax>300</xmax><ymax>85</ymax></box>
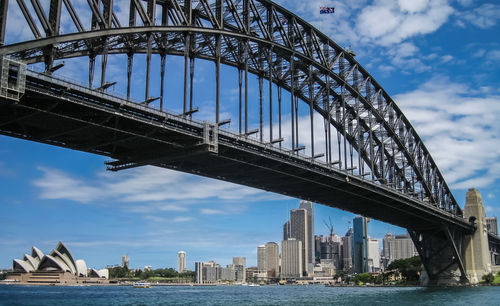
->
<box><xmin>2</xmin><ymin>1</ymin><xmax>491</xmax><ymax>284</ymax></box>
<box><xmin>0</xmin><ymin>0</ymin><xmax>462</xmax><ymax>217</ymax></box>
<box><xmin>4</xmin><ymin>0</ymin><xmax>500</xmax><ymax>284</ymax></box>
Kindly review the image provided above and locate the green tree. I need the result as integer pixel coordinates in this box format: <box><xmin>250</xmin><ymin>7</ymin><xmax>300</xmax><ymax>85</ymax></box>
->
<box><xmin>335</xmin><ymin>270</ymin><xmax>346</xmax><ymax>280</ymax></box>
<box><xmin>354</xmin><ymin>273</ymin><xmax>373</xmax><ymax>284</ymax></box>
<box><xmin>387</xmin><ymin>256</ymin><xmax>421</xmax><ymax>281</ymax></box>
<box><xmin>134</xmin><ymin>269</ymin><xmax>143</xmax><ymax>278</ymax></box>
<box><xmin>482</xmin><ymin>273</ymin><xmax>494</xmax><ymax>284</ymax></box>
<box><xmin>109</xmin><ymin>266</ymin><xmax>129</xmax><ymax>279</ymax></box>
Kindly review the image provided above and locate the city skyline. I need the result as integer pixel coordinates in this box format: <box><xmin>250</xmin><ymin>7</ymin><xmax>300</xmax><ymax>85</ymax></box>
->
<box><xmin>1</xmin><ymin>0</ymin><xmax>500</xmax><ymax>271</ymax></box>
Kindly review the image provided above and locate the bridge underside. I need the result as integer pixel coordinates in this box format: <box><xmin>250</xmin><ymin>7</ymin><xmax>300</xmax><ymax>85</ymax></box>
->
<box><xmin>0</xmin><ymin>72</ymin><xmax>472</xmax><ymax>237</ymax></box>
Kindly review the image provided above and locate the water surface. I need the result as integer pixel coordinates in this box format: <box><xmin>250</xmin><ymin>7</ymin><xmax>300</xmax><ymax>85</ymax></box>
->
<box><xmin>0</xmin><ymin>284</ymin><xmax>498</xmax><ymax>305</ymax></box>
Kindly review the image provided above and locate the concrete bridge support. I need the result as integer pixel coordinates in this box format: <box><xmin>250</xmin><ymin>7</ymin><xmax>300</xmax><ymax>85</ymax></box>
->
<box><xmin>411</xmin><ymin>188</ymin><xmax>494</xmax><ymax>286</ymax></box>
<box><xmin>464</xmin><ymin>188</ymin><xmax>492</xmax><ymax>284</ymax></box>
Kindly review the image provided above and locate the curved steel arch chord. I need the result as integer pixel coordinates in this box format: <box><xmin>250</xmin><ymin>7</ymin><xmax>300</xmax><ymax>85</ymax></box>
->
<box><xmin>0</xmin><ymin>0</ymin><xmax>460</xmax><ymax>216</ymax></box>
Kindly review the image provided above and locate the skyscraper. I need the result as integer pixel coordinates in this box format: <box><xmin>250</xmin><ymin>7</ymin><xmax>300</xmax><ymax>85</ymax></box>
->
<box><xmin>281</xmin><ymin>238</ymin><xmax>302</xmax><ymax>278</ymax></box>
<box><xmin>121</xmin><ymin>254</ymin><xmax>129</xmax><ymax>268</ymax></box>
<box><xmin>342</xmin><ymin>228</ymin><xmax>353</xmax><ymax>271</ymax></box>
<box><xmin>290</xmin><ymin>208</ymin><xmax>309</xmax><ymax>276</ymax></box>
<box><xmin>486</xmin><ymin>217</ymin><xmax>498</xmax><ymax>235</ymax></box>
<box><xmin>265</xmin><ymin>242</ymin><xmax>279</xmax><ymax>277</ymax></box>
<box><xmin>299</xmin><ymin>200</ymin><xmax>315</xmax><ymax>273</ymax></box>
<box><xmin>177</xmin><ymin>251</ymin><xmax>186</xmax><ymax>273</ymax></box>
<box><xmin>353</xmin><ymin>216</ymin><xmax>368</xmax><ymax>273</ymax></box>
<box><xmin>283</xmin><ymin>220</ymin><xmax>291</xmax><ymax>241</ymax></box>
<box><xmin>367</xmin><ymin>239</ymin><xmax>380</xmax><ymax>272</ymax></box>
<box><xmin>382</xmin><ymin>233</ymin><xmax>418</xmax><ymax>268</ymax></box>
<box><xmin>232</xmin><ymin>257</ymin><xmax>246</xmax><ymax>283</ymax></box>
<box><xmin>257</xmin><ymin>245</ymin><xmax>266</xmax><ymax>272</ymax></box>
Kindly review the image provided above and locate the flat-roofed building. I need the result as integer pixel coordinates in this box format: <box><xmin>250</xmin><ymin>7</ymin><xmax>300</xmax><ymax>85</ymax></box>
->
<box><xmin>281</xmin><ymin>239</ymin><xmax>302</xmax><ymax>279</ymax></box>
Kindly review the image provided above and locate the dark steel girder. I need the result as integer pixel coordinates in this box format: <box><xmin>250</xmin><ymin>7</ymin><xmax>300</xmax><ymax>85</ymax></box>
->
<box><xmin>0</xmin><ymin>0</ymin><xmax>459</xmax><ymax>217</ymax></box>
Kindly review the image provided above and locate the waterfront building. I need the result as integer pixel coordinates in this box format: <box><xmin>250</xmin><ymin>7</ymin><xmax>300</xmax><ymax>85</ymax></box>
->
<box><xmin>486</xmin><ymin>217</ymin><xmax>498</xmax><ymax>236</ymax></box>
<box><xmin>353</xmin><ymin>216</ymin><xmax>368</xmax><ymax>273</ymax></box>
<box><xmin>367</xmin><ymin>239</ymin><xmax>380</xmax><ymax>272</ymax></box>
<box><xmin>221</xmin><ymin>264</ymin><xmax>236</xmax><ymax>281</ymax></box>
<box><xmin>177</xmin><ymin>251</ymin><xmax>186</xmax><ymax>273</ymax></box>
<box><xmin>299</xmin><ymin>201</ymin><xmax>315</xmax><ymax>274</ymax></box>
<box><xmin>265</xmin><ymin>242</ymin><xmax>280</xmax><ymax>278</ymax></box>
<box><xmin>121</xmin><ymin>254</ymin><xmax>129</xmax><ymax>268</ymax></box>
<box><xmin>313</xmin><ymin>259</ymin><xmax>335</xmax><ymax>278</ymax></box>
<box><xmin>195</xmin><ymin>261</ymin><xmax>219</xmax><ymax>284</ymax></box>
<box><xmin>382</xmin><ymin>233</ymin><xmax>418</xmax><ymax>268</ymax></box>
<box><xmin>281</xmin><ymin>238</ymin><xmax>302</xmax><ymax>279</ymax></box>
<box><xmin>290</xmin><ymin>208</ymin><xmax>309</xmax><ymax>276</ymax></box>
<box><xmin>257</xmin><ymin>245</ymin><xmax>266</xmax><ymax>273</ymax></box>
<box><xmin>342</xmin><ymin>228</ymin><xmax>353</xmax><ymax>272</ymax></box>
<box><xmin>195</xmin><ymin>262</ymin><xmax>203</xmax><ymax>283</ymax></box>
<box><xmin>8</xmin><ymin>242</ymin><xmax>108</xmax><ymax>285</ymax></box>
<box><xmin>232</xmin><ymin>257</ymin><xmax>246</xmax><ymax>283</ymax></box>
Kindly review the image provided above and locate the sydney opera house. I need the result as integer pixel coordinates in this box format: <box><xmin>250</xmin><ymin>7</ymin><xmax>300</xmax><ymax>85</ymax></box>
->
<box><xmin>6</xmin><ymin>242</ymin><xmax>109</xmax><ymax>285</ymax></box>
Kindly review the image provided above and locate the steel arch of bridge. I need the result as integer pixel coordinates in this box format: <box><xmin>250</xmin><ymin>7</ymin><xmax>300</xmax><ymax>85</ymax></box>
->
<box><xmin>0</xmin><ymin>0</ymin><xmax>461</xmax><ymax>217</ymax></box>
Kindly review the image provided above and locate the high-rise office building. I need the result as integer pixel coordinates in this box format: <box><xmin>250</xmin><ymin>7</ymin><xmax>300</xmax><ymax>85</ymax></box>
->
<box><xmin>281</xmin><ymin>238</ymin><xmax>302</xmax><ymax>278</ymax></box>
<box><xmin>367</xmin><ymin>239</ymin><xmax>380</xmax><ymax>272</ymax></box>
<box><xmin>121</xmin><ymin>254</ymin><xmax>130</xmax><ymax>268</ymax></box>
<box><xmin>195</xmin><ymin>262</ymin><xmax>203</xmax><ymax>283</ymax></box>
<box><xmin>232</xmin><ymin>257</ymin><xmax>246</xmax><ymax>282</ymax></box>
<box><xmin>290</xmin><ymin>208</ymin><xmax>309</xmax><ymax>276</ymax></box>
<box><xmin>342</xmin><ymin>228</ymin><xmax>353</xmax><ymax>271</ymax></box>
<box><xmin>382</xmin><ymin>233</ymin><xmax>418</xmax><ymax>268</ymax></box>
<box><xmin>299</xmin><ymin>201</ymin><xmax>315</xmax><ymax>273</ymax></box>
<box><xmin>486</xmin><ymin>217</ymin><xmax>498</xmax><ymax>236</ymax></box>
<box><xmin>221</xmin><ymin>264</ymin><xmax>236</xmax><ymax>281</ymax></box>
<box><xmin>283</xmin><ymin>220</ymin><xmax>291</xmax><ymax>241</ymax></box>
<box><xmin>353</xmin><ymin>216</ymin><xmax>368</xmax><ymax>273</ymax></box>
<box><xmin>257</xmin><ymin>245</ymin><xmax>266</xmax><ymax>272</ymax></box>
<box><xmin>265</xmin><ymin>242</ymin><xmax>280</xmax><ymax>277</ymax></box>
<box><xmin>177</xmin><ymin>251</ymin><xmax>186</xmax><ymax>273</ymax></box>
<box><xmin>195</xmin><ymin>261</ymin><xmax>221</xmax><ymax>284</ymax></box>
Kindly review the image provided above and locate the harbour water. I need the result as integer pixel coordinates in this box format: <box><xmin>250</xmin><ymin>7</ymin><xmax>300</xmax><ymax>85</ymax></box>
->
<box><xmin>1</xmin><ymin>285</ymin><xmax>499</xmax><ymax>305</ymax></box>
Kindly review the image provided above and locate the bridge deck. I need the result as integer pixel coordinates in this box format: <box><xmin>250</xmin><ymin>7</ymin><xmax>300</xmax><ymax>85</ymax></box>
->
<box><xmin>0</xmin><ymin>71</ymin><xmax>473</xmax><ymax>233</ymax></box>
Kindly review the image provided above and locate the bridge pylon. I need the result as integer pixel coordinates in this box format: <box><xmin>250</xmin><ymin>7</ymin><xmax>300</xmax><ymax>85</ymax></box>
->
<box><xmin>464</xmin><ymin>188</ymin><xmax>492</xmax><ymax>284</ymax></box>
<box><xmin>409</xmin><ymin>225</ymin><xmax>468</xmax><ymax>286</ymax></box>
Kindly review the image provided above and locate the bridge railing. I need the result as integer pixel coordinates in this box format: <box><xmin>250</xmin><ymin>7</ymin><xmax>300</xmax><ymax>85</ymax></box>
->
<box><xmin>21</xmin><ymin>68</ymin><xmax>467</xmax><ymax>222</ymax></box>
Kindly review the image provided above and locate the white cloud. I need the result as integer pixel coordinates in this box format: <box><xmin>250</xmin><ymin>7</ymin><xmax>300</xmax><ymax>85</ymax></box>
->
<box><xmin>33</xmin><ymin>165</ymin><xmax>286</xmax><ymax>204</ymax></box>
<box><xmin>201</xmin><ymin>208</ymin><xmax>226</xmax><ymax>215</ymax></box>
<box><xmin>356</xmin><ymin>0</ymin><xmax>453</xmax><ymax>46</ymax></box>
<box><xmin>440</xmin><ymin>55</ymin><xmax>454</xmax><ymax>63</ymax></box>
<box><xmin>459</xmin><ymin>3</ymin><xmax>500</xmax><ymax>29</ymax></box>
<box><xmin>173</xmin><ymin>216</ymin><xmax>193</xmax><ymax>223</ymax></box>
<box><xmin>394</xmin><ymin>76</ymin><xmax>500</xmax><ymax>189</ymax></box>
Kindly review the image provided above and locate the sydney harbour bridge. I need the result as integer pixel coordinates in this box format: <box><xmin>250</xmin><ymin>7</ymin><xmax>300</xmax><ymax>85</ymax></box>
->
<box><xmin>0</xmin><ymin>0</ymin><xmax>498</xmax><ymax>285</ymax></box>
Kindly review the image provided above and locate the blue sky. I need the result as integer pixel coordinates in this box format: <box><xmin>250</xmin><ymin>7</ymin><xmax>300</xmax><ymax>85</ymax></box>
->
<box><xmin>1</xmin><ymin>0</ymin><xmax>500</xmax><ymax>271</ymax></box>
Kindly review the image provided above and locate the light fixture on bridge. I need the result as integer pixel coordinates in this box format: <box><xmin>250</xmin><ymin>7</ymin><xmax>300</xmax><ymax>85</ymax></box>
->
<box><xmin>183</xmin><ymin>108</ymin><xmax>199</xmax><ymax>116</ymax></box>
<box><xmin>345</xmin><ymin>166</ymin><xmax>357</xmax><ymax>171</ymax></box>
<box><xmin>242</xmin><ymin>129</ymin><xmax>259</xmax><ymax>137</ymax></box>
<box><xmin>330</xmin><ymin>160</ymin><xmax>341</xmax><ymax>165</ymax></box>
<box><xmin>362</xmin><ymin>172</ymin><xmax>371</xmax><ymax>177</ymax></box>
<box><xmin>97</xmin><ymin>81</ymin><xmax>117</xmax><ymax>91</ymax></box>
<box><xmin>217</xmin><ymin>119</ymin><xmax>231</xmax><ymax>126</ymax></box>
<box><xmin>313</xmin><ymin>153</ymin><xmax>325</xmax><ymax>159</ymax></box>
<box><xmin>48</xmin><ymin>62</ymin><xmax>65</xmax><ymax>73</ymax></box>
<box><xmin>141</xmin><ymin>96</ymin><xmax>160</xmax><ymax>105</ymax></box>
<box><xmin>292</xmin><ymin>146</ymin><xmax>305</xmax><ymax>152</ymax></box>
<box><xmin>268</xmin><ymin>138</ymin><xmax>284</xmax><ymax>144</ymax></box>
